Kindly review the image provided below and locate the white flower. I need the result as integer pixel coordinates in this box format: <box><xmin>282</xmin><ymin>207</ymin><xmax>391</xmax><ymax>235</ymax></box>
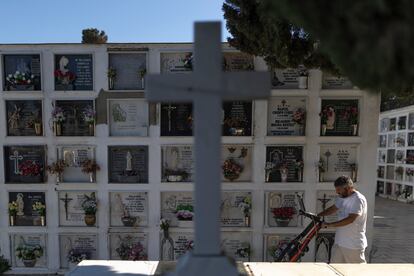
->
<box><xmin>31</xmin><ymin>74</ymin><xmax>34</xmax><ymax>78</ymax></box>
<box><xmin>8</xmin><ymin>74</ymin><xmax>12</xmax><ymax>78</ymax></box>
<box><xmin>27</xmin><ymin>80</ymin><xmax>31</xmax><ymax>84</ymax></box>
<box><xmin>15</xmin><ymin>71</ymin><xmax>20</xmax><ymax>74</ymax></box>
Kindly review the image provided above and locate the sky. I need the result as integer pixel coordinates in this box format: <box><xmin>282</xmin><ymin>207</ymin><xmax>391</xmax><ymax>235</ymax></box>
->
<box><xmin>0</xmin><ymin>0</ymin><xmax>231</xmax><ymax>43</ymax></box>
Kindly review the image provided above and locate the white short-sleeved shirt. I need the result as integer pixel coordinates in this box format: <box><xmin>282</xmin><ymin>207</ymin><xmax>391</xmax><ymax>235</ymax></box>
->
<box><xmin>334</xmin><ymin>190</ymin><xmax>367</xmax><ymax>250</ymax></box>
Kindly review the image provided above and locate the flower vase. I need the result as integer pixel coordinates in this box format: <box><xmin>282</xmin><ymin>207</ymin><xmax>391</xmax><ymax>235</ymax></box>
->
<box><xmin>35</xmin><ymin>123</ymin><xmax>42</xmax><ymax>135</ymax></box>
<box><xmin>297</xmin><ymin>169</ymin><xmax>303</xmax><ymax>182</ymax></box>
<box><xmin>319</xmin><ymin>171</ymin><xmax>324</xmax><ymax>182</ymax></box>
<box><xmin>298</xmin><ymin>76</ymin><xmax>308</xmax><ymax>89</ymax></box>
<box><xmin>141</xmin><ymin>77</ymin><xmax>145</xmax><ymax>89</ymax></box>
<box><xmin>225</xmin><ymin>172</ymin><xmax>239</xmax><ymax>182</ymax></box>
<box><xmin>89</xmin><ymin>172</ymin><xmax>95</xmax><ymax>183</ymax></box>
<box><xmin>10</xmin><ymin>215</ymin><xmax>15</xmax><ymax>226</ymax></box>
<box><xmin>56</xmin><ymin>173</ymin><xmax>62</xmax><ymax>184</ymax></box>
<box><xmin>280</xmin><ymin>172</ymin><xmax>288</xmax><ymax>183</ymax></box>
<box><xmin>40</xmin><ymin>216</ymin><xmax>45</xmax><ymax>226</ymax></box>
<box><xmin>88</xmin><ymin>124</ymin><xmax>94</xmax><ymax>136</ymax></box>
<box><xmin>275</xmin><ymin>218</ymin><xmax>290</xmax><ymax>227</ymax></box>
<box><xmin>109</xmin><ymin>77</ymin><xmax>115</xmax><ymax>90</ymax></box>
<box><xmin>160</xmin><ymin>230</ymin><xmax>174</xmax><ymax>261</ymax></box>
<box><xmin>321</xmin><ymin>124</ymin><xmax>327</xmax><ymax>136</ymax></box>
<box><xmin>84</xmin><ymin>214</ymin><xmax>96</xmax><ymax>226</ymax></box>
<box><xmin>244</xmin><ymin>216</ymin><xmax>250</xmax><ymax>227</ymax></box>
<box><xmin>352</xmin><ymin>124</ymin><xmax>358</xmax><ymax>136</ymax></box>
<box><xmin>23</xmin><ymin>259</ymin><xmax>36</xmax><ymax>267</ymax></box>
<box><xmin>352</xmin><ymin>169</ymin><xmax>357</xmax><ymax>182</ymax></box>
<box><xmin>54</xmin><ymin>122</ymin><xmax>62</xmax><ymax>136</ymax></box>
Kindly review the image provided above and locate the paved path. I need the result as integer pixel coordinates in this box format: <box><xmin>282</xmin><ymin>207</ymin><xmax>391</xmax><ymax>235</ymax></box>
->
<box><xmin>369</xmin><ymin>196</ymin><xmax>414</xmax><ymax>263</ymax></box>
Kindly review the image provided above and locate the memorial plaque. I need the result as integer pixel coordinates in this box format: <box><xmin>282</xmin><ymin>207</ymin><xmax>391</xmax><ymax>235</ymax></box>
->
<box><xmin>109</xmin><ymin>233</ymin><xmax>148</xmax><ymax>260</ymax></box>
<box><xmin>316</xmin><ymin>191</ymin><xmax>338</xmax><ymax>223</ymax></box>
<box><xmin>4</xmin><ymin>145</ymin><xmax>46</xmax><ymax>183</ymax></box>
<box><xmin>58</xmin><ymin>191</ymin><xmax>97</xmax><ymax>227</ymax></box>
<box><xmin>386</xmin><ymin>182</ymin><xmax>393</xmax><ymax>195</ymax></box>
<box><xmin>320</xmin><ymin>99</ymin><xmax>359</xmax><ymax>136</ymax></box>
<box><xmin>319</xmin><ymin>144</ymin><xmax>358</xmax><ymax>182</ymax></box>
<box><xmin>108</xmin><ymin>53</ymin><xmax>147</xmax><ymax>90</ymax></box>
<box><xmin>222</xmin><ymin>101</ymin><xmax>252</xmax><ymax>136</ymax></box>
<box><xmin>55</xmin><ymin>100</ymin><xmax>95</xmax><ymax>136</ymax></box>
<box><xmin>220</xmin><ymin>191</ymin><xmax>252</xmax><ymax>227</ymax></box>
<box><xmin>161</xmin><ymin>145</ymin><xmax>194</xmax><ymax>182</ymax></box>
<box><xmin>389</xmin><ymin>118</ymin><xmax>397</xmax><ymax>131</ymax></box>
<box><xmin>167</xmin><ymin>232</ymin><xmax>194</xmax><ymax>260</ymax></box>
<box><xmin>398</xmin><ymin>116</ymin><xmax>407</xmax><ymax>130</ymax></box>
<box><xmin>54</xmin><ymin>54</ymin><xmax>93</xmax><ymax>91</ymax></box>
<box><xmin>315</xmin><ymin>233</ymin><xmax>335</xmax><ymax>263</ymax></box>
<box><xmin>267</xmin><ymin>97</ymin><xmax>306</xmax><ymax>136</ymax></box>
<box><xmin>322</xmin><ymin>73</ymin><xmax>353</xmax><ymax>89</ymax></box>
<box><xmin>108</xmin><ymin>146</ymin><xmax>148</xmax><ymax>183</ymax></box>
<box><xmin>409</xmin><ymin>113</ymin><xmax>414</xmax><ymax>130</ymax></box>
<box><xmin>11</xmin><ymin>233</ymin><xmax>47</xmax><ymax>268</ymax></box>
<box><xmin>378</xmin><ymin>150</ymin><xmax>386</xmax><ymax>164</ymax></box>
<box><xmin>377</xmin><ymin>181</ymin><xmax>385</xmax><ymax>194</ymax></box>
<box><xmin>60</xmin><ymin>234</ymin><xmax>97</xmax><ymax>268</ymax></box>
<box><xmin>377</xmin><ymin>166</ymin><xmax>385</xmax><ymax>178</ymax></box>
<box><xmin>6</xmin><ymin>100</ymin><xmax>43</xmax><ymax>136</ymax></box>
<box><xmin>160</xmin><ymin>103</ymin><xmax>193</xmax><ymax>136</ymax></box>
<box><xmin>266</xmin><ymin>191</ymin><xmax>303</xmax><ymax>228</ymax></box>
<box><xmin>408</xmin><ymin>133</ymin><xmax>414</xmax><ymax>147</ymax></box>
<box><xmin>265</xmin><ymin>146</ymin><xmax>304</xmax><ymax>182</ymax></box>
<box><xmin>221</xmin><ymin>232</ymin><xmax>251</xmax><ymax>261</ymax></box>
<box><xmin>161</xmin><ymin>192</ymin><xmax>194</xmax><ymax>228</ymax></box>
<box><xmin>387</xmin><ymin>149</ymin><xmax>395</xmax><ymax>164</ymax></box>
<box><xmin>109</xmin><ymin>99</ymin><xmax>149</xmax><ymax>136</ymax></box>
<box><xmin>386</xmin><ymin>166</ymin><xmax>394</xmax><ymax>180</ymax></box>
<box><xmin>388</xmin><ymin>134</ymin><xmax>396</xmax><ymax>147</ymax></box>
<box><xmin>57</xmin><ymin>145</ymin><xmax>95</xmax><ymax>183</ymax></box>
<box><xmin>109</xmin><ymin>192</ymin><xmax>148</xmax><ymax>227</ymax></box>
<box><xmin>9</xmin><ymin>192</ymin><xmax>46</xmax><ymax>226</ymax></box>
<box><xmin>264</xmin><ymin>234</ymin><xmax>296</xmax><ymax>262</ymax></box>
<box><xmin>396</xmin><ymin>133</ymin><xmax>406</xmax><ymax>147</ymax></box>
<box><xmin>396</xmin><ymin>150</ymin><xmax>405</xmax><ymax>164</ymax></box>
<box><xmin>380</xmin><ymin>118</ymin><xmax>389</xmax><ymax>133</ymax></box>
<box><xmin>378</xmin><ymin>135</ymin><xmax>387</xmax><ymax>148</ymax></box>
<box><xmin>222</xmin><ymin>52</ymin><xmax>254</xmax><ymax>71</ymax></box>
<box><xmin>160</xmin><ymin>52</ymin><xmax>193</xmax><ymax>73</ymax></box>
<box><xmin>221</xmin><ymin>145</ymin><xmax>252</xmax><ymax>182</ymax></box>
<box><xmin>271</xmin><ymin>68</ymin><xmax>300</xmax><ymax>89</ymax></box>
<box><xmin>406</xmin><ymin>150</ymin><xmax>414</xmax><ymax>165</ymax></box>
<box><xmin>3</xmin><ymin>54</ymin><xmax>41</xmax><ymax>91</ymax></box>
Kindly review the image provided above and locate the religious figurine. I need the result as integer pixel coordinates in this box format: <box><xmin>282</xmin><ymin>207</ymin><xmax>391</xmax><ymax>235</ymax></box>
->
<box><xmin>59</xmin><ymin>56</ymin><xmax>70</xmax><ymax>75</ymax></box>
<box><xmin>326</xmin><ymin>106</ymin><xmax>336</xmax><ymax>130</ymax></box>
<box><xmin>8</xmin><ymin>105</ymin><xmax>21</xmax><ymax>129</ymax></box>
<box><xmin>126</xmin><ymin>151</ymin><xmax>133</xmax><ymax>171</ymax></box>
<box><xmin>16</xmin><ymin>193</ymin><xmax>24</xmax><ymax>216</ymax></box>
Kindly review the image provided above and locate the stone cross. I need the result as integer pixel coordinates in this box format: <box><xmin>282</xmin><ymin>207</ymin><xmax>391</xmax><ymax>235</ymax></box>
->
<box><xmin>60</xmin><ymin>193</ymin><xmax>73</xmax><ymax>220</ymax></box>
<box><xmin>146</xmin><ymin>22</ymin><xmax>269</xmax><ymax>275</ymax></box>
<box><xmin>9</xmin><ymin>150</ymin><xmax>23</xmax><ymax>174</ymax></box>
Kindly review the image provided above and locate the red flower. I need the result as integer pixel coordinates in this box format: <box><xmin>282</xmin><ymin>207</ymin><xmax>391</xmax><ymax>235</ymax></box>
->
<box><xmin>272</xmin><ymin>207</ymin><xmax>296</xmax><ymax>220</ymax></box>
<box><xmin>18</xmin><ymin>160</ymin><xmax>43</xmax><ymax>176</ymax></box>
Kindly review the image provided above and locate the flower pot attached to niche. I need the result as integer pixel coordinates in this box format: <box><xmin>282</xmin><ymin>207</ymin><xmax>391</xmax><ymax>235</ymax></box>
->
<box><xmin>84</xmin><ymin>214</ymin><xmax>96</xmax><ymax>226</ymax></box>
<box><xmin>275</xmin><ymin>218</ymin><xmax>291</xmax><ymax>227</ymax></box>
<box><xmin>121</xmin><ymin>216</ymin><xmax>137</xmax><ymax>227</ymax></box>
<box><xmin>22</xmin><ymin>259</ymin><xmax>36</xmax><ymax>267</ymax></box>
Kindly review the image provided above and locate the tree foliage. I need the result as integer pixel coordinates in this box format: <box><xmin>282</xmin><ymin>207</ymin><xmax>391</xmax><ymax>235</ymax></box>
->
<box><xmin>81</xmin><ymin>28</ymin><xmax>108</xmax><ymax>44</ymax></box>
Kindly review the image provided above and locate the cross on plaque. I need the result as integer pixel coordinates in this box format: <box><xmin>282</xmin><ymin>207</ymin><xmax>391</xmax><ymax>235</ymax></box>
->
<box><xmin>162</xmin><ymin>104</ymin><xmax>177</xmax><ymax>132</ymax></box>
<box><xmin>59</xmin><ymin>193</ymin><xmax>73</xmax><ymax>220</ymax></box>
<box><xmin>317</xmin><ymin>193</ymin><xmax>332</xmax><ymax>219</ymax></box>
<box><xmin>146</xmin><ymin>22</ymin><xmax>269</xmax><ymax>275</ymax></box>
<box><xmin>9</xmin><ymin>150</ymin><xmax>23</xmax><ymax>174</ymax></box>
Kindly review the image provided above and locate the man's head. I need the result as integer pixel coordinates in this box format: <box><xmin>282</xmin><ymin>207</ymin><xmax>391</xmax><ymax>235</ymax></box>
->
<box><xmin>334</xmin><ymin>176</ymin><xmax>355</xmax><ymax>198</ymax></box>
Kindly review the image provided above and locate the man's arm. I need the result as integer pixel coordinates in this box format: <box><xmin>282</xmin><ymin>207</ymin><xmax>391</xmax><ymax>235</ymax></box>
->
<box><xmin>317</xmin><ymin>205</ymin><xmax>338</xmax><ymax>217</ymax></box>
<box><xmin>323</xmin><ymin>213</ymin><xmax>359</xmax><ymax>228</ymax></box>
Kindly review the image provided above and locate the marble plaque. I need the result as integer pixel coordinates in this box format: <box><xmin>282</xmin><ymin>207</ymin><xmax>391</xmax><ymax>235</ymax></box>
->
<box><xmin>315</xmin><ymin>232</ymin><xmax>335</xmax><ymax>262</ymax></box>
<box><xmin>166</xmin><ymin>232</ymin><xmax>194</xmax><ymax>260</ymax></box>
<box><xmin>58</xmin><ymin>191</ymin><xmax>97</xmax><ymax>227</ymax></box>
<box><xmin>108</xmin><ymin>146</ymin><xmax>149</xmax><ymax>183</ymax></box>
<box><xmin>396</xmin><ymin>150</ymin><xmax>405</xmax><ymax>164</ymax></box>
<box><xmin>380</xmin><ymin>118</ymin><xmax>389</xmax><ymax>133</ymax></box>
<box><xmin>54</xmin><ymin>54</ymin><xmax>93</xmax><ymax>91</ymax></box>
<box><xmin>60</xmin><ymin>234</ymin><xmax>97</xmax><ymax>268</ymax></box>
<box><xmin>264</xmin><ymin>234</ymin><xmax>296</xmax><ymax>262</ymax></box>
<box><xmin>321</xmin><ymin>99</ymin><xmax>359</xmax><ymax>136</ymax></box>
<box><xmin>161</xmin><ymin>145</ymin><xmax>194</xmax><ymax>182</ymax></box>
<box><xmin>319</xmin><ymin>144</ymin><xmax>358</xmax><ymax>182</ymax></box>
<box><xmin>386</xmin><ymin>182</ymin><xmax>393</xmax><ymax>195</ymax></box>
<box><xmin>9</xmin><ymin>192</ymin><xmax>46</xmax><ymax>226</ymax></box>
<box><xmin>271</xmin><ymin>68</ymin><xmax>300</xmax><ymax>89</ymax></box>
<box><xmin>377</xmin><ymin>166</ymin><xmax>385</xmax><ymax>178</ymax></box>
<box><xmin>55</xmin><ymin>100</ymin><xmax>95</xmax><ymax>136</ymax></box>
<box><xmin>267</xmin><ymin>97</ymin><xmax>306</xmax><ymax>136</ymax></box>
<box><xmin>406</xmin><ymin>150</ymin><xmax>414</xmax><ymax>165</ymax></box>
<box><xmin>221</xmin><ymin>145</ymin><xmax>252</xmax><ymax>182</ymax></box>
<box><xmin>388</xmin><ymin>134</ymin><xmax>396</xmax><ymax>147</ymax></box>
<box><xmin>322</xmin><ymin>73</ymin><xmax>353</xmax><ymax>89</ymax></box>
<box><xmin>109</xmin><ymin>192</ymin><xmax>148</xmax><ymax>227</ymax></box>
<box><xmin>220</xmin><ymin>191</ymin><xmax>252</xmax><ymax>227</ymax></box>
<box><xmin>160</xmin><ymin>52</ymin><xmax>193</xmax><ymax>73</ymax></box>
<box><xmin>408</xmin><ymin>133</ymin><xmax>414</xmax><ymax>147</ymax></box>
<box><xmin>316</xmin><ymin>191</ymin><xmax>338</xmax><ymax>223</ymax></box>
<box><xmin>161</xmin><ymin>192</ymin><xmax>194</xmax><ymax>228</ymax></box>
<box><xmin>221</xmin><ymin>232</ymin><xmax>251</xmax><ymax>261</ymax></box>
<box><xmin>397</xmin><ymin>133</ymin><xmax>406</xmax><ymax>147</ymax></box>
<box><xmin>387</xmin><ymin>149</ymin><xmax>395</xmax><ymax>164</ymax></box>
<box><xmin>3</xmin><ymin>54</ymin><xmax>41</xmax><ymax>91</ymax></box>
<box><xmin>379</xmin><ymin>135</ymin><xmax>387</xmax><ymax>148</ymax></box>
<box><xmin>386</xmin><ymin>166</ymin><xmax>394</xmax><ymax>180</ymax></box>
<box><xmin>11</xmin><ymin>233</ymin><xmax>47</xmax><ymax>267</ymax></box>
<box><xmin>58</xmin><ymin>145</ymin><xmax>95</xmax><ymax>183</ymax></box>
<box><xmin>108</xmin><ymin>53</ymin><xmax>147</xmax><ymax>90</ymax></box>
<box><xmin>4</xmin><ymin>145</ymin><xmax>46</xmax><ymax>183</ymax></box>
<box><xmin>265</xmin><ymin>146</ymin><xmax>304</xmax><ymax>182</ymax></box>
<box><xmin>377</xmin><ymin>181</ymin><xmax>385</xmax><ymax>194</ymax></box>
<box><xmin>160</xmin><ymin>103</ymin><xmax>193</xmax><ymax>136</ymax></box>
<box><xmin>109</xmin><ymin>99</ymin><xmax>149</xmax><ymax>136</ymax></box>
<box><xmin>109</xmin><ymin>233</ymin><xmax>148</xmax><ymax>260</ymax></box>
<box><xmin>266</xmin><ymin>191</ymin><xmax>303</xmax><ymax>228</ymax></box>
<box><xmin>6</xmin><ymin>100</ymin><xmax>43</xmax><ymax>136</ymax></box>
<box><xmin>378</xmin><ymin>150</ymin><xmax>386</xmax><ymax>164</ymax></box>
<box><xmin>222</xmin><ymin>52</ymin><xmax>254</xmax><ymax>71</ymax></box>
<box><xmin>222</xmin><ymin>101</ymin><xmax>252</xmax><ymax>136</ymax></box>
<box><xmin>389</xmin><ymin>118</ymin><xmax>397</xmax><ymax>131</ymax></box>
<box><xmin>398</xmin><ymin>116</ymin><xmax>407</xmax><ymax>130</ymax></box>
<box><xmin>409</xmin><ymin>113</ymin><xmax>414</xmax><ymax>130</ymax></box>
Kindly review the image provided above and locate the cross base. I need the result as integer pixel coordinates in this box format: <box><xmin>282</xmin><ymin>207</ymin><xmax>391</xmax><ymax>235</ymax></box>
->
<box><xmin>167</xmin><ymin>252</ymin><xmax>239</xmax><ymax>276</ymax></box>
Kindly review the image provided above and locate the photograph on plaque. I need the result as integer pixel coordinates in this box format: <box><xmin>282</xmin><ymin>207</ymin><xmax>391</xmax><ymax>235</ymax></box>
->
<box><xmin>222</xmin><ymin>101</ymin><xmax>252</xmax><ymax>136</ymax></box>
<box><xmin>108</xmin><ymin>146</ymin><xmax>148</xmax><ymax>183</ymax></box>
<box><xmin>264</xmin><ymin>234</ymin><xmax>296</xmax><ymax>262</ymax></box>
<box><xmin>377</xmin><ymin>166</ymin><xmax>385</xmax><ymax>179</ymax></box>
<box><xmin>320</xmin><ymin>99</ymin><xmax>359</xmax><ymax>136</ymax></box>
<box><xmin>387</xmin><ymin>149</ymin><xmax>395</xmax><ymax>164</ymax></box>
<box><xmin>109</xmin><ymin>99</ymin><xmax>149</xmax><ymax>136</ymax></box>
<box><xmin>160</xmin><ymin>103</ymin><xmax>193</xmax><ymax>136</ymax></box>
<box><xmin>378</xmin><ymin>150</ymin><xmax>386</xmax><ymax>164</ymax></box>
<box><xmin>60</xmin><ymin>234</ymin><xmax>97</xmax><ymax>268</ymax></box>
<box><xmin>164</xmin><ymin>232</ymin><xmax>194</xmax><ymax>261</ymax></box>
<box><xmin>315</xmin><ymin>232</ymin><xmax>335</xmax><ymax>263</ymax></box>
<box><xmin>161</xmin><ymin>192</ymin><xmax>194</xmax><ymax>228</ymax></box>
<box><xmin>378</xmin><ymin>135</ymin><xmax>387</xmax><ymax>148</ymax></box>
<box><xmin>54</xmin><ymin>54</ymin><xmax>93</xmax><ymax>91</ymax></box>
<box><xmin>406</xmin><ymin>150</ymin><xmax>414</xmax><ymax>165</ymax></box>
<box><xmin>319</xmin><ymin>144</ymin><xmax>358</xmax><ymax>182</ymax></box>
<box><xmin>108</xmin><ymin>53</ymin><xmax>147</xmax><ymax>90</ymax></box>
<box><xmin>316</xmin><ymin>191</ymin><xmax>338</xmax><ymax>223</ymax></box>
<box><xmin>322</xmin><ymin>73</ymin><xmax>353</xmax><ymax>89</ymax></box>
<box><xmin>54</xmin><ymin>100</ymin><xmax>95</xmax><ymax>136</ymax></box>
<box><xmin>265</xmin><ymin>146</ymin><xmax>304</xmax><ymax>183</ymax></box>
<box><xmin>58</xmin><ymin>191</ymin><xmax>98</xmax><ymax>227</ymax></box>
<box><xmin>266</xmin><ymin>191</ymin><xmax>303</xmax><ymax>228</ymax></box>
<box><xmin>221</xmin><ymin>145</ymin><xmax>252</xmax><ymax>182</ymax></box>
<box><xmin>386</xmin><ymin>166</ymin><xmax>394</xmax><ymax>180</ymax></box>
<box><xmin>220</xmin><ymin>191</ymin><xmax>252</xmax><ymax>227</ymax></box>
<box><xmin>160</xmin><ymin>52</ymin><xmax>193</xmax><ymax>73</ymax></box>
<box><xmin>6</xmin><ymin>100</ymin><xmax>43</xmax><ymax>136</ymax></box>
<box><xmin>408</xmin><ymin>133</ymin><xmax>414</xmax><ymax>147</ymax></box>
<box><xmin>9</xmin><ymin>192</ymin><xmax>46</xmax><ymax>226</ymax></box>
<box><xmin>222</xmin><ymin>52</ymin><xmax>254</xmax><ymax>71</ymax></box>
<box><xmin>109</xmin><ymin>233</ymin><xmax>148</xmax><ymax>260</ymax></box>
<box><xmin>388</xmin><ymin>134</ymin><xmax>396</xmax><ymax>148</ymax></box>
<box><xmin>109</xmin><ymin>192</ymin><xmax>148</xmax><ymax>227</ymax></box>
<box><xmin>3</xmin><ymin>54</ymin><xmax>41</xmax><ymax>91</ymax></box>
<box><xmin>267</xmin><ymin>97</ymin><xmax>306</xmax><ymax>136</ymax></box>
<box><xmin>409</xmin><ymin>113</ymin><xmax>414</xmax><ymax>130</ymax></box>
<box><xmin>57</xmin><ymin>145</ymin><xmax>95</xmax><ymax>183</ymax></box>
<box><xmin>10</xmin><ymin>233</ymin><xmax>47</xmax><ymax>268</ymax></box>
<box><xmin>4</xmin><ymin>145</ymin><xmax>46</xmax><ymax>183</ymax></box>
<box><xmin>161</xmin><ymin>145</ymin><xmax>194</xmax><ymax>182</ymax></box>
<box><xmin>221</xmin><ymin>232</ymin><xmax>251</xmax><ymax>261</ymax></box>
<box><xmin>271</xmin><ymin>68</ymin><xmax>300</xmax><ymax>89</ymax></box>
<box><xmin>380</xmin><ymin>118</ymin><xmax>389</xmax><ymax>133</ymax></box>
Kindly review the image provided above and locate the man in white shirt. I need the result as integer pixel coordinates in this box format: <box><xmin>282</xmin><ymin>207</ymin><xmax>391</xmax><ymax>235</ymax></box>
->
<box><xmin>317</xmin><ymin>175</ymin><xmax>368</xmax><ymax>263</ymax></box>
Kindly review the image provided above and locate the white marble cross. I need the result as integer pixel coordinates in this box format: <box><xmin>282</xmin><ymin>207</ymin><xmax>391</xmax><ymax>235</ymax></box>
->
<box><xmin>146</xmin><ymin>22</ymin><xmax>269</xmax><ymax>275</ymax></box>
<box><xmin>9</xmin><ymin>150</ymin><xmax>23</xmax><ymax>174</ymax></box>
